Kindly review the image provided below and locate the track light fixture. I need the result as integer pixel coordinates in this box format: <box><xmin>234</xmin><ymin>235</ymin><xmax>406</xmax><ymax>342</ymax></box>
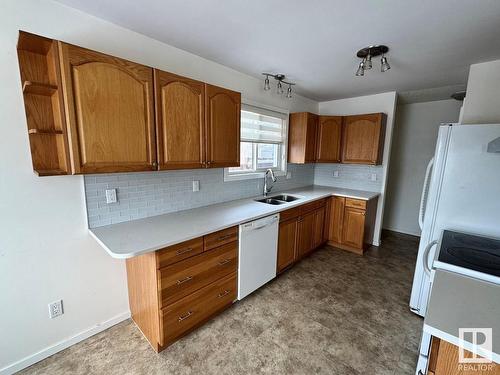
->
<box><xmin>355</xmin><ymin>45</ymin><xmax>390</xmax><ymax>77</ymax></box>
<box><xmin>262</xmin><ymin>73</ymin><xmax>295</xmax><ymax>99</ymax></box>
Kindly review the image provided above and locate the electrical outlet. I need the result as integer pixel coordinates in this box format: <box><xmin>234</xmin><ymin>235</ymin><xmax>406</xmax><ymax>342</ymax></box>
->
<box><xmin>192</xmin><ymin>180</ymin><xmax>200</xmax><ymax>192</ymax></box>
<box><xmin>333</xmin><ymin>171</ymin><xmax>340</xmax><ymax>178</ymax></box>
<box><xmin>286</xmin><ymin>171</ymin><xmax>292</xmax><ymax>179</ymax></box>
<box><xmin>48</xmin><ymin>300</ymin><xmax>64</xmax><ymax>319</ymax></box>
<box><xmin>105</xmin><ymin>189</ymin><xmax>117</xmax><ymax>204</ymax></box>
<box><xmin>370</xmin><ymin>173</ymin><xmax>377</xmax><ymax>182</ymax></box>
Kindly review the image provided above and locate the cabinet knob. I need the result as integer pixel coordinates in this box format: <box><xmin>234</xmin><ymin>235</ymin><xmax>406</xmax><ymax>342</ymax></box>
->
<box><xmin>152</xmin><ymin>161</ymin><xmax>158</xmax><ymax>169</ymax></box>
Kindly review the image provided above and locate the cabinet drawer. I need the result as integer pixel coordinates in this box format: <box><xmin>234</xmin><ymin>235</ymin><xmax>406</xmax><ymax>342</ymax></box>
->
<box><xmin>204</xmin><ymin>226</ymin><xmax>238</xmax><ymax>251</ymax></box>
<box><xmin>156</xmin><ymin>237</ymin><xmax>204</xmax><ymax>269</ymax></box>
<box><xmin>279</xmin><ymin>207</ymin><xmax>300</xmax><ymax>222</ymax></box>
<box><xmin>158</xmin><ymin>241</ymin><xmax>237</xmax><ymax>307</ymax></box>
<box><xmin>345</xmin><ymin>198</ymin><xmax>367</xmax><ymax>210</ymax></box>
<box><xmin>160</xmin><ymin>272</ymin><xmax>237</xmax><ymax>346</ymax></box>
<box><xmin>299</xmin><ymin>199</ymin><xmax>326</xmax><ymax>215</ymax></box>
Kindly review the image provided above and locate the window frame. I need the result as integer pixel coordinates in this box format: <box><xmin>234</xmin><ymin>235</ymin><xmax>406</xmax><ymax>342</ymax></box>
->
<box><xmin>224</xmin><ymin>101</ymin><xmax>289</xmax><ymax>182</ymax></box>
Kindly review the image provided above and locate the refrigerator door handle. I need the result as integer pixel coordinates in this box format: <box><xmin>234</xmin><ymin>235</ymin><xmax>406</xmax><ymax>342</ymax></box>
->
<box><xmin>418</xmin><ymin>157</ymin><xmax>434</xmax><ymax>230</ymax></box>
<box><xmin>422</xmin><ymin>240</ymin><xmax>438</xmax><ymax>276</ymax></box>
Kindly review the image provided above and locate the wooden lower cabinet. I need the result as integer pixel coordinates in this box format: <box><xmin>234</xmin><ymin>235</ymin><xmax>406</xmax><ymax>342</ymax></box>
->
<box><xmin>327</xmin><ymin>196</ymin><xmax>378</xmax><ymax>254</ymax></box>
<box><xmin>297</xmin><ymin>210</ymin><xmax>316</xmax><ymax>258</ymax></box>
<box><xmin>342</xmin><ymin>207</ymin><xmax>366</xmax><ymax>249</ymax></box>
<box><xmin>427</xmin><ymin>337</ymin><xmax>500</xmax><ymax>375</ymax></box>
<box><xmin>277</xmin><ymin>218</ymin><xmax>298</xmax><ymax>273</ymax></box>
<box><xmin>125</xmin><ymin>226</ymin><xmax>238</xmax><ymax>352</ymax></box>
<box><xmin>312</xmin><ymin>206</ymin><xmax>326</xmax><ymax>248</ymax></box>
<box><xmin>159</xmin><ymin>272</ymin><xmax>237</xmax><ymax>346</ymax></box>
<box><xmin>277</xmin><ymin>200</ymin><xmax>327</xmax><ymax>273</ymax></box>
<box><xmin>328</xmin><ymin>196</ymin><xmax>345</xmax><ymax>244</ymax></box>
<box><xmin>157</xmin><ymin>242</ymin><xmax>237</xmax><ymax>307</ymax></box>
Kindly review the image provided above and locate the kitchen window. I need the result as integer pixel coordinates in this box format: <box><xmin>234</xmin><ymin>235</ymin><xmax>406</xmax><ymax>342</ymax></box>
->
<box><xmin>224</xmin><ymin>104</ymin><xmax>288</xmax><ymax>181</ymax></box>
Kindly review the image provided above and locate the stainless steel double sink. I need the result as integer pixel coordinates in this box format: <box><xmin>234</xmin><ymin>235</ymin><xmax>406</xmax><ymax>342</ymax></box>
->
<box><xmin>255</xmin><ymin>194</ymin><xmax>301</xmax><ymax>205</ymax></box>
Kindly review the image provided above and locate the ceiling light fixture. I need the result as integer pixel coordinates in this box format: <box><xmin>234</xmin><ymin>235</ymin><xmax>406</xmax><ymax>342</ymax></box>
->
<box><xmin>264</xmin><ymin>75</ymin><xmax>271</xmax><ymax>91</ymax></box>
<box><xmin>355</xmin><ymin>45</ymin><xmax>390</xmax><ymax>76</ymax></box>
<box><xmin>262</xmin><ymin>73</ymin><xmax>295</xmax><ymax>99</ymax></box>
<box><xmin>355</xmin><ymin>58</ymin><xmax>366</xmax><ymax>76</ymax></box>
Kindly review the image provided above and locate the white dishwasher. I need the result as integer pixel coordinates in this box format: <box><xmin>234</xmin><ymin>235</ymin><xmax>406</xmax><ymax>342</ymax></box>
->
<box><xmin>238</xmin><ymin>214</ymin><xmax>279</xmax><ymax>300</ymax></box>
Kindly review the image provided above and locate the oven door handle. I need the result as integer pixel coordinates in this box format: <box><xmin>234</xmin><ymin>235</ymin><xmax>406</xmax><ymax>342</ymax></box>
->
<box><xmin>422</xmin><ymin>240</ymin><xmax>439</xmax><ymax>277</ymax></box>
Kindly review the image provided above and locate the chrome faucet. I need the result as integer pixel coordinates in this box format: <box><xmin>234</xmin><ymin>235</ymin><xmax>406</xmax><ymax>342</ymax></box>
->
<box><xmin>263</xmin><ymin>169</ymin><xmax>277</xmax><ymax>196</ymax></box>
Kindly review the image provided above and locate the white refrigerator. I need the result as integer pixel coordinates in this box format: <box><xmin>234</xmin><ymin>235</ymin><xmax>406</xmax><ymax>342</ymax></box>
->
<box><xmin>409</xmin><ymin>123</ymin><xmax>500</xmax><ymax>317</ymax></box>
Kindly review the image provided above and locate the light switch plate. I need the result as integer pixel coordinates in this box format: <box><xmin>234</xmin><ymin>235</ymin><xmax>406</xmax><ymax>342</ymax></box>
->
<box><xmin>333</xmin><ymin>171</ymin><xmax>340</xmax><ymax>178</ymax></box>
<box><xmin>370</xmin><ymin>173</ymin><xmax>377</xmax><ymax>181</ymax></box>
<box><xmin>105</xmin><ymin>189</ymin><xmax>117</xmax><ymax>204</ymax></box>
<box><xmin>192</xmin><ymin>180</ymin><xmax>200</xmax><ymax>192</ymax></box>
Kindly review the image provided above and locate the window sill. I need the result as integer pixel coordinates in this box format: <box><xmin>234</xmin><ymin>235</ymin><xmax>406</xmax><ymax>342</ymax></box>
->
<box><xmin>223</xmin><ymin>169</ymin><xmax>286</xmax><ymax>182</ymax></box>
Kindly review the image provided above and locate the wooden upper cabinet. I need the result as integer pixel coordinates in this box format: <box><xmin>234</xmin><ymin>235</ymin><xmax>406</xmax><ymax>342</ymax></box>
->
<box><xmin>341</xmin><ymin>113</ymin><xmax>386</xmax><ymax>165</ymax></box>
<box><xmin>205</xmin><ymin>84</ymin><xmax>240</xmax><ymax>168</ymax></box>
<box><xmin>288</xmin><ymin>112</ymin><xmax>318</xmax><ymax>163</ymax></box>
<box><xmin>58</xmin><ymin>42</ymin><xmax>156</xmax><ymax>174</ymax></box>
<box><xmin>316</xmin><ymin>116</ymin><xmax>342</xmax><ymax>163</ymax></box>
<box><xmin>155</xmin><ymin>70</ymin><xmax>205</xmax><ymax>170</ymax></box>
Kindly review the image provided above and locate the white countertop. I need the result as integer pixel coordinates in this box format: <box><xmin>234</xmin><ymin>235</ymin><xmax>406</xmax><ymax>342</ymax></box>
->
<box><xmin>90</xmin><ymin>185</ymin><xmax>379</xmax><ymax>259</ymax></box>
<box><xmin>424</xmin><ymin>270</ymin><xmax>500</xmax><ymax>363</ymax></box>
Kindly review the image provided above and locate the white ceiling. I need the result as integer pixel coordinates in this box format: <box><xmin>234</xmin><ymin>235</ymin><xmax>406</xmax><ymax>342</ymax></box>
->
<box><xmin>55</xmin><ymin>0</ymin><xmax>500</xmax><ymax>101</ymax></box>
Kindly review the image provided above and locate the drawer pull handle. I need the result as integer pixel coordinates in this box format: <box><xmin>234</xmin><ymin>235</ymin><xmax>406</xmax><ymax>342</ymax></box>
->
<box><xmin>176</xmin><ymin>247</ymin><xmax>193</xmax><ymax>255</ymax></box>
<box><xmin>176</xmin><ymin>276</ymin><xmax>193</xmax><ymax>285</ymax></box>
<box><xmin>218</xmin><ymin>290</ymin><xmax>231</xmax><ymax>298</ymax></box>
<box><xmin>178</xmin><ymin>311</ymin><xmax>193</xmax><ymax>322</ymax></box>
<box><xmin>217</xmin><ymin>259</ymin><xmax>231</xmax><ymax>266</ymax></box>
<box><xmin>217</xmin><ymin>234</ymin><xmax>233</xmax><ymax>241</ymax></box>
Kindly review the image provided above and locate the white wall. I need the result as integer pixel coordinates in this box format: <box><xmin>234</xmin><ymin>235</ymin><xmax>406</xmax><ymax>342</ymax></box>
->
<box><xmin>383</xmin><ymin>100</ymin><xmax>462</xmax><ymax>236</ymax></box>
<box><xmin>316</xmin><ymin>92</ymin><xmax>398</xmax><ymax>246</ymax></box>
<box><xmin>0</xmin><ymin>0</ymin><xmax>317</xmax><ymax>373</ymax></box>
<box><xmin>461</xmin><ymin>59</ymin><xmax>500</xmax><ymax>124</ymax></box>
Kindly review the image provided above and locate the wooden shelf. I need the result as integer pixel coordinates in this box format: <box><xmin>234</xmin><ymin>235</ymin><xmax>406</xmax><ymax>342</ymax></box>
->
<box><xmin>18</xmin><ymin>31</ymin><xmax>71</xmax><ymax>176</ymax></box>
<box><xmin>35</xmin><ymin>169</ymin><xmax>68</xmax><ymax>177</ymax></box>
<box><xmin>28</xmin><ymin>129</ymin><xmax>64</xmax><ymax>135</ymax></box>
<box><xmin>22</xmin><ymin>81</ymin><xmax>58</xmax><ymax>96</ymax></box>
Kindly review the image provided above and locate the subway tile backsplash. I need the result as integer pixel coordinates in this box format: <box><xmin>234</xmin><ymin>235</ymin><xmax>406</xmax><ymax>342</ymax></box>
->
<box><xmin>313</xmin><ymin>163</ymin><xmax>383</xmax><ymax>191</ymax></box>
<box><xmin>84</xmin><ymin>164</ymin><xmax>314</xmax><ymax>228</ymax></box>
<box><xmin>84</xmin><ymin>163</ymin><xmax>383</xmax><ymax>228</ymax></box>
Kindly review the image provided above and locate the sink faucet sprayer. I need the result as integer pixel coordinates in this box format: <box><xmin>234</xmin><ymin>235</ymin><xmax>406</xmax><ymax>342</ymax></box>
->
<box><xmin>263</xmin><ymin>169</ymin><xmax>277</xmax><ymax>196</ymax></box>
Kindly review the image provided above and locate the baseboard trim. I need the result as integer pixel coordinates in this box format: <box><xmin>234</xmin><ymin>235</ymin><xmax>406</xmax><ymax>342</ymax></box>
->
<box><xmin>382</xmin><ymin>226</ymin><xmax>421</xmax><ymax>237</ymax></box>
<box><xmin>0</xmin><ymin>311</ymin><xmax>131</xmax><ymax>375</ymax></box>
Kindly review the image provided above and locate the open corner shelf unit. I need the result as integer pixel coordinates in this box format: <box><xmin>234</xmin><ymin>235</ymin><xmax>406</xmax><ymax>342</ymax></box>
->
<box><xmin>17</xmin><ymin>31</ymin><xmax>70</xmax><ymax>176</ymax></box>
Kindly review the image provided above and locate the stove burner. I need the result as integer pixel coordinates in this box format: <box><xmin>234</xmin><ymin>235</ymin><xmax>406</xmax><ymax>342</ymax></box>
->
<box><xmin>438</xmin><ymin>230</ymin><xmax>500</xmax><ymax>278</ymax></box>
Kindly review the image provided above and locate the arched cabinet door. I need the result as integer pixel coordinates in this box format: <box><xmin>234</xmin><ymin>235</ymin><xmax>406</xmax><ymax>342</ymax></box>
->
<box><xmin>316</xmin><ymin>116</ymin><xmax>342</xmax><ymax>163</ymax></box>
<box><xmin>155</xmin><ymin>70</ymin><xmax>205</xmax><ymax>170</ymax></box>
<box><xmin>205</xmin><ymin>84</ymin><xmax>241</xmax><ymax>168</ymax></box>
<box><xmin>341</xmin><ymin>113</ymin><xmax>386</xmax><ymax>165</ymax></box>
<box><xmin>58</xmin><ymin>42</ymin><xmax>156</xmax><ymax>173</ymax></box>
